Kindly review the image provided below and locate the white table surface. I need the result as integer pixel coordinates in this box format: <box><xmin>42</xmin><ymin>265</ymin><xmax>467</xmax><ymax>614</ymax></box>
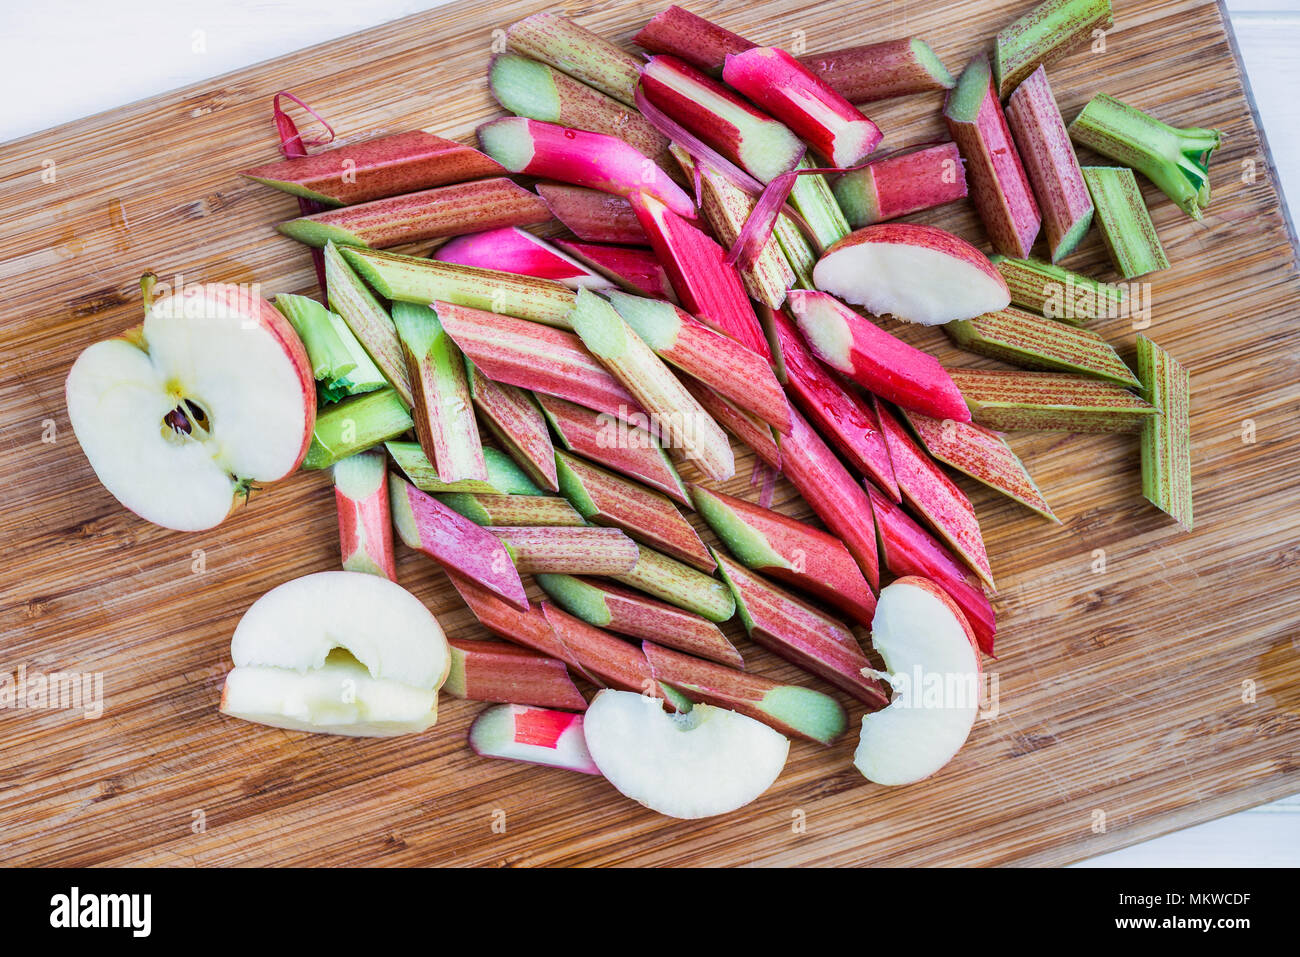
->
<box><xmin>2</xmin><ymin>0</ymin><xmax>1297</xmax><ymax>867</ymax></box>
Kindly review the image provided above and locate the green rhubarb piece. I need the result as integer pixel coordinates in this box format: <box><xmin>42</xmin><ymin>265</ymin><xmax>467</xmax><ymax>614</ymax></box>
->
<box><xmin>276</xmin><ymin>294</ymin><xmax>357</xmax><ymax>385</ymax></box>
<box><xmin>612</xmin><ymin>545</ymin><xmax>735</xmax><ymax>623</ymax></box>
<box><xmin>385</xmin><ymin>441</ymin><xmax>541</xmax><ymax>495</ymax></box>
<box><xmin>994</xmin><ymin>0</ymin><xmax>1114</xmax><ymax>97</ymax></box>
<box><xmin>1135</xmin><ymin>336</ymin><xmax>1192</xmax><ymax>529</ymax></box>
<box><xmin>691</xmin><ymin>488</ymin><xmax>784</xmax><ymax>570</ymax></box>
<box><xmin>990</xmin><ymin>254</ymin><xmax>1124</xmax><ymax>324</ymax></box>
<box><xmin>302</xmin><ymin>389</ymin><xmax>414</xmax><ymax>470</ymax></box>
<box><xmin>948</xmin><ymin>368</ymin><xmax>1157</xmax><ymax>432</ymax></box>
<box><xmin>1069</xmin><ymin>93</ymin><xmax>1222</xmax><ymax>220</ymax></box>
<box><xmin>323</xmin><ymin>242</ymin><xmax>413</xmax><ymax>407</ymax></box>
<box><xmin>534</xmin><ymin>574</ymin><xmax>614</xmax><ymax>627</ymax></box>
<box><xmin>946</xmin><ymin>307</ymin><xmax>1139</xmax><ymax>386</ymax></box>
<box><xmin>505</xmin><ymin>11</ymin><xmax>642</xmax><ymax>106</ymax></box>
<box><xmin>1081</xmin><ymin>166</ymin><xmax>1170</xmax><ymax>279</ymax></box>
<box><xmin>437</xmin><ymin>493</ymin><xmax>584</xmax><ymax>527</ymax></box>
<box><xmin>788</xmin><ymin>157</ymin><xmax>851</xmax><ymax>251</ymax></box>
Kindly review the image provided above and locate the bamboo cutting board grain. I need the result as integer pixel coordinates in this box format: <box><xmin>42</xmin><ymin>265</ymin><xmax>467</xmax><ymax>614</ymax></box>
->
<box><xmin>1</xmin><ymin>0</ymin><xmax>1297</xmax><ymax>867</ymax></box>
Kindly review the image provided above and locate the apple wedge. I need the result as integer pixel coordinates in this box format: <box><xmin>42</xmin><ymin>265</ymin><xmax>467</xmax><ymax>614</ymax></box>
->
<box><xmin>66</xmin><ymin>281</ymin><xmax>315</xmax><ymax>532</ymax></box>
<box><xmin>854</xmin><ymin>577</ymin><xmax>982</xmax><ymax>786</ymax></box>
<box><xmin>813</xmin><ymin>223</ymin><xmax>1010</xmax><ymax>325</ymax></box>
<box><xmin>220</xmin><ymin>571</ymin><xmax>449</xmax><ymax>737</ymax></box>
<box><xmin>583</xmin><ymin>689</ymin><xmax>789</xmax><ymax>818</ymax></box>
<box><xmin>470</xmin><ymin>704</ymin><xmax>598</xmax><ymax>774</ymax></box>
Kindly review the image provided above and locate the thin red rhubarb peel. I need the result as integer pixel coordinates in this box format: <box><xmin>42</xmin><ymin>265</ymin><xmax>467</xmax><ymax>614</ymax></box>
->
<box><xmin>433</xmin><ymin>302</ymin><xmax>645</xmax><ymax>423</ymax></box>
<box><xmin>800</xmin><ymin>39</ymin><xmax>955</xmax><ymax>103</ymax></box>
<box><xmin>333</xmin><ymin>451</ymin><xmax>397</xmax><ymax>581</ymax></box>
<box><xmin>437</xmin><ymin>492</ymin><xmax>584</xmax><ymax>527</ymax></box>
<box><xmin>681</xmin><ymin>377</ymin><xmax>782</xmax><ymax>470</ymax></box>
<box><xmin>435</xmin><ymin>227</ymin><xmax>613</xmax><ymax>291</ymax></box>
<box><xmin>902</xmin><ymin>410</ymin><xmax>1058</xmax><ymax>522</ymax></box>
<box><xmin>691</xmin><ymin>484</ymin><xmax>877</xmax><ymax>627</ymax></box>
<box><xmin>944</xmin><ymin>54</ymin><xmax>1041</xmax><ymax>259</ymax></box>
<box><xmin>447</xmin><ymin>638</ymin><xmax>587</xmax><ymax>711</ymax></box>
<box><xmin>613</xmin><ymin>545</ymin><xmax>735</xmax><ymax>622</ymax></box>
<box><xmin>832</xmin><ymin>142</ymin><xmax>968</xmax><ymax>228</ymax></box>
<box><xmin>466</xmin><ymin>364</ymin><xmax>559</xmax><ymax>492</ymax></box>
<box><xmin>948</xmin><ymin>368</ymin><xmax>1156</xmax><ymax>432</ymax></box>
<box><xmin>779</xmin><ymin>404</ymin><xmax>881</xmax><ymax>589</ymax></box>
<box><xmin>866</xmin><ymin>483</ymin><xmax>997</xmax><ymax>656</ymax></box>
<box><xmin>713</xmin><ymin>551</ymin><xmax>888</xmax><ymax>708</ymax></box>
<box><xmin>632</xmin><ymin>192</ymin><xmax>771</xmax><ymax>358</ymax></box>
<box><xmin>553</xmin><ymin>241</ymin><xmax>674</xmax><ymax>300</ymax></box>
<box><xmin>535</xmin><ymin>183</ymin><xmax>646</xmax><ymax>244</ymax></box>
<box><xmin>786</xmin><ymin>290</ymin><xmax>970</xmax><ymax>422</ymax></box>
<box><xmin>389</xmin><ymin>476</ymin><xmax>528</xmax><ymax>609</ymax></box>
<box><xmin>505</xmin><ymin>11</ymin><xmax>642</xmax><ymax>106</ymax></box>
<box><xmin>606</xmin><ymin>290</ymin><xmax>790</xmax><ymax>432</ymax></box>
<box><xmin>723</xmin><ymin>47</ymin><xmax>883</xmax><ymax>168</ymax></box>
<box><xmin>555</xmin><ymin>450</ymin><xmax>714</xmax><ymax>572</ymax></box>
<box><xmin>874</xmin><ymin>400</ymin><xmax>995</xmax><ymax>590</ymax></box>
<box><xmin>469</xmin><ymin>704</ymin><xmax>599</xmax><ymax>774</ymax></box>
<box><xmin>271</xmin><ymin>92</ymin><xmax>332</xmax><ymax>291</ymax></box>
<box><xmin>244</xmin><ymin>129</ymin><xmax>504</xmax><ymax>206</ymax></box>
<box><xmin>1006</xmin><ymin>66</ymin><xmax>1093</xmax><ymax>262</ymax></box>
<box><xmin>642</xmin><ymin>641</ymin><xmax>846</xmax><ymax>745</ymax></box>
<box><xmin>489</xmin><ymin>525</ymin><xmax>639</xmax><ymax>576</ymax></box>
<box><xmin>767</xmin><ymin>307</ymin><xmax>898</xmax><ymax>497</ymax></box>
<box><xmin>323</xmin><ymin>242</ymin><xmax>413</xmax><ymax>407</ymax></box>
<box><xmin>536</xmin><ymin>394</ymin><xmax>689</xmax><ymax>505</ymax></box>
<box><xmin>277</xmin><ymin>178</ymin><xmax>552</xmax><ymax>249</ymax></box>
<box><xmin>535</xmin><ymin>574</ymin><xmax>744</xmax><ymax>668</ymax></box>
<box><xmin>477</xmin><ymin>117</ymin><xmax>694</xmax><ymax>219</ymax></box>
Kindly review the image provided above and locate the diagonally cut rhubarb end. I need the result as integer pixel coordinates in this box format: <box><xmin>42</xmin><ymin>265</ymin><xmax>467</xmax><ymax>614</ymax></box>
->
<box><xmin>278</xmin><ymin>217</ymin><xmax>369</xmax><ymax>250</ymax></box>
<box><xmin>911</xmin><ymin>38</ymin><xmax>955</xmax><ymax>88</ymax></box>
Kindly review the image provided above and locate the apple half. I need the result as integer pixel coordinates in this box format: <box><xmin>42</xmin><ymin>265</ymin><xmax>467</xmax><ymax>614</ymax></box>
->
<box><xmin>65</xmin><ymin>282</ymin><xmax>315</xmax><ymax>531</ymax></box>
<box><xmin>220</xmin><ymin>571</ymin><xmax>450</xmax><ymax>737</ymax></box>
<box><xmin>813</xmin><ymin>223</ymin><xmax>1010</xmax><ymax>325</ymax></box>
<box><xmin>854</xmin><ymin>576</ymin><xmax>982</xmax><ymax>786</ymax></box>
<box><xmin>582</xmin><ymin>690</ymin><xmax>789</xmax><ymax>818</ymax></box>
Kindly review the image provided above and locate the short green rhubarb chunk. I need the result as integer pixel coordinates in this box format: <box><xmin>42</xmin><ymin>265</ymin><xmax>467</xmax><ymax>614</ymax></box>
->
<box><xmin>303</xmin><ymin>389</ymin><xmax>414</xmax><ymax>470</ymax></box>
<box><xmin>386</xmin><ymin>442</ymin><xmax>541</xmax><ymax>495</ymax></box>
<box><xmin>990</xmin><ymin>255</ymin><xmax>1125</xmax><ymax>324</ymax></box>
<box><xmin>1136</xmin><ymin>336</ymin><xmax>1192</xmax><ymax>529</ymax></box>
<box><xmin>1081</xmin><ymin>166</ymin><xmax>1170</xmax><ymax>279</ymax></box>
<box><xmin>994</xmin><ymin>0</ymin><xmax>1114</xmax><ymax>97</ymax></box>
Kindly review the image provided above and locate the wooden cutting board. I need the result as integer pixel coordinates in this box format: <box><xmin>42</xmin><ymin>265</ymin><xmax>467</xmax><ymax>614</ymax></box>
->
<box><xmin>2</xmin><ymin>0</ymin><xmax>1297</xmax><ymax>867</ymax></box>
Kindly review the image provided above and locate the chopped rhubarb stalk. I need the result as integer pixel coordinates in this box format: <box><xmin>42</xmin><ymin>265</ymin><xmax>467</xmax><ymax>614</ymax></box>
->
<box><xmin>465</xmin><ymin>364</ymin><xmax>559</xmax><ymax>492</ymax></box>
<box><xmin>333</xmin><ymin>451</ymin><xmax>397</xmax><ymax>581</ymax></box>
<box><xmin>438</xmin><ymin>493</ymin><xmax>583</xmax><ymax>528</ymax></box>
<box><xmin>990</xmin><ymin>254</ymin><xmax>1124</xmax><ymax>323</ymax></box>
<box><xmin>553</xmin><ymin>241</ymin><xmax>674</xmax><ymax>300</ymax></box>
<box><xmin>469</xmin><ymin>704</ymin><xmax>598</xmax><ymax>774</ymax></box>
<box><xmin>1135</xmin><ymin>336</ymin><xmax>1193</xmax><ymax>530</ymax></box>
<box><xmin>995</xmin><ymin>0</ymin><xmax>1114</xmax><ymax>98</ymax></box>
<box><xmin>632</xmin><ymin>5</ymin><xmax>752</xmax><ymax>74</ymax></box>
<box><xmin>1080</xmin><ymin>166</ymin><xmax>1170</xmax><ymax>279</ymax></box>
<box><xmin>488</xmin><ymin>525</ymin><xmax>640</xmax><ymax>576</ymax></box>
<box><xmin>505</xmin><ymin>11</ymin><xmax>642</xmax><ymax>106</ymax></box>
<box><xmin>302</xmin><ymin>389</ymin><xmax>413</xmax><ymax>470</ymax></box>
<box><xmin>387</xmin><ymin>442</ymin><xmax>541</xmax><ymax>496</ymax></box>
<box><xmin>243</xmin><ymin>130</ymin><xmax>505</xmax><ymax>206</ymax></box>
<box><xmin>275</xmin><ymin>293</ymin><xmax>358</xmax><ymax>394</ymax></box>
<box><xmin>445</xmin><ymin>569</ymin><xmax>580</xmax><ymax>667</ymax></box>
<box><xmin>786</xmin><ymin>289</ymin><xmax>971</xmax><ymax>422</ymax></box>
<box><xmin>477</xmin><ymin>117</ymin><xmax>694</xmax><ymax>219</ymax></box>
<box><xmin>535</xmin><ymin>183</ymin><xmax>647</xmax><ymax>245</ymax></box>
<box><xmin>324</xmin><ymin>242</ymin><xmax>413</xmax><ymax>406</ymax></box>
<box><xmin>947</xmin><ymin>368</ymin><xmax>1156</xmax><ymax>432</ymax></box>
<box><xmin>540</xmin><ymin>603</ymin><xmax>670</xmax><ymax>696</ymax></box>
<box><xmin>833</xmin><ymin>142</ymin><xmax>968</xmax><ymax>228</ymax></box>
<box><xmin>680</xmin><ymin>377</ymin><xmax>782</xmax><ymax>470</ymax></box>
<box><xmin>447</xmin><ymin>640</ymin><xmax>587</xmax><ymax>711</ymax></box>
<box><xmin>800</xmin><ymin>39</ymin><xmax>955</xmax><ymax>103</ymax></box>
<box><xmin>723</xmin><ymin>47</ymin><xmax>882</xmax><ymax>168</ymax></box>
<box><xmin>944</xmin><ymin>54</ymin><xmax>1041</xmax><ymax>259</ymax></box>
<box><xmin>613</xmin><ymin>544</ymin><xmax>735</xmax><ymax>622</ymax></box>
<box><xmin>434</xmin><ymin>227</ymin><xmax>614</xmax><ymax>291</ymax></box>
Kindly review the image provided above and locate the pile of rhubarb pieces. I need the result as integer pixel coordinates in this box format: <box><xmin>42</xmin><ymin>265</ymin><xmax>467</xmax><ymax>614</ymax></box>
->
<box><xmin>67</xmin><ymin>0</ymin><xmax>1217</xmax><ymax>819</ymax></box>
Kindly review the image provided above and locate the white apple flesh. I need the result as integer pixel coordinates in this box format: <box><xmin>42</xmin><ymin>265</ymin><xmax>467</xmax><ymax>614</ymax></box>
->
<box><xmin>854</xmin><ymin>576</ymin><xmax>982</xmax><ymax>786</ymax></box>
<box><xmin>65</xmin><ymin>283</ymin><xmax>315</xmax><ymax>531</ymax></box>
<box><xmin>582</xmin><ymin>690</ymin><xmax>789</xmax><ymax>819</ymax></box>
<box><xmin>220</xmin><ymin>571</ymin><xmax>450</xmax><ymax>737</ymax></box>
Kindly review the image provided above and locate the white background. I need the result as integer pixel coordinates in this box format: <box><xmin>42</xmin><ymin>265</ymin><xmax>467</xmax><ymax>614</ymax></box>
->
<box><xmin>1</xmin><ymin>0</ymin><xmax>1297</xmax><ymax>866</ymax></box>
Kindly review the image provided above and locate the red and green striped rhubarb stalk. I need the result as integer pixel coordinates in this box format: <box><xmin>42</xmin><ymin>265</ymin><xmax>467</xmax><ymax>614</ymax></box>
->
<box><xmin>445</xmin><ymin>569</ymin><xmax>581</xmax><ymax>666</ymax></box>
<box><xmin>944</xmin><ymin>54</ymin><xmax>1041</xmax><ymax>258</ymax></box>
<box><xmin>506</xmin><ymin>11</ymin><xmax>642</xmax><ymax>106</ymax></box>
<box><xmin>902</xmin><ymin>410</ymin><xmax>1058</xmax><ymax>522</ymax></box>
<box><xmin>278</xmin><ymin>177</ymin><xmax>551</xmax><ymax>249</ymax></box>
<box><xmin>642</xmin><ymin>641</ymin><xmax>846</xmax><ymax>745</ymax></box>
<box><xmin>535</xmin><ymin>182</ymin><xmax>646</xmax><ymax>244</ymax></box>
<box><xmin>874</xmin><ymin>401</ymin><xmax>995</xmax><ymax>590</ymax></box>
<box><xmin>1069</xmin><ymin>94</ymin><xmax>1221</xmax><ymax>220</ymax></box>
<box><xmin>340</xmin><ymin>246</ymin><xmax>576</xmax><ymax>328</ymax></box>
<box><xmin>323</xmin><ymin>242</ymin><xmax>413</xmax><ymax>406</ymax></box>
<box><xmin>536</xmin><ymin>393</ymin><xmax>689</xmax><ymax>505</ymax></box>
<box><xmin>489</xmin><ymin>525</ymin><xmax>640</xmax><ymax>576</ymax></box>
<box><xmin>386</xmin><ymin>442</ymin><xmax>541</xmax><ymax>496</ymax></box>
<box><xmin>477</xmin><ymin>117</ymin><xmax>694</xmax><ymax>219</ymax></box>
<box><xmin>995</xmin><ymin>0</ymin><xmax>1115</xmax><ymax>98</ymax></box>
<box><xmin>632</xmin><ymin>5</ymin><xmax>752</xmax><ymax>74</ymax></box>
<box><xmin>389</xmin><ymin>475</ymin><xmax>528</xmax><ymax>609</ymax></box>
<box><xmin>787</xmin><ymin>289</ymin><xmax>971</xmax><ymax>422</ymax></box>
<box><xmin>536</xmin><ymin>575</ymin><xmax>743</xmax><ymax>668</ymax></box>
<box><xmin>433</xmin><ymin>302</ymin><xmax>645</xmax><ymax>423</ymax></box>
<box><xmin>447</xmin><ymin>639</ymin><xmax>587</xmax><ymax>711</ymax></box>
<box><xmin>434</xmin><ymin>227</ymin><xmax>613</xmax><ymax>291</ymax></box>
<box><xmin>391</xmin><ymin>301</ymin><xmax>487</xmax><ymax>484</ymax></box>
<box><xmin>766</xmin><ymin>307</ymin><xmax>897</xmax><ymax>496</ymax></box>
<box><xmin>948</xmin><ymin>368</ymin><xmax>1156</xmax><ymax>432</ymax></box>
<box><xmin>713</xmin><ymin>550</ymin><xmax>888</xmax><ymax>708</ymax></box>
<box><xmin>680</xmin><ymin>377</ymin><xmax>782</xmax><ymax>470</ymax></box>
<box><xmin>1080</xmin><ymin>166</ymin><xmax>1170</xmax><ymax>279</ymax></box>
<box><xmin>865</xmin><ymin>483</ymin><xmax>997</xmax><ymax>656</ymax></box>
<box><xmin>1006</xmin><ymin>66</ymin><xmax>1093</xmax><ymax>262</ymax></box>
<box><xmin>438</xmin><ymin>492</ymin><xmax>583</xmax><ymax>527</ymax></box>
<box><xmin>552</xmin><ymin>241</ymin><xmax>674</xmax><ymax>300</ymax></box>
<box><xmin>333</xmin><ymin>451</ymin><xmax>397</xmax><ymax>580</ymax></box>
<box><xmin>302</xmin><ymin>388</ymin><xmax>413</xmax><ymax>470</ymax></box>
<box><xmin>555</xmin><ymin>450</ymin><xmax>713</xmax><ymax>572</ymax></box>
<box><xmin>800</xmin><ymin>39</ymin><xmax>955</xmax><ymax>103</ymax></box>
<box><xmin>465</xmin><ymin>363</ymin><xmax>558</xmax><ymax>492</ymax></box>
<box><xmin>691</xmin><ymin>484</ymin><xmax>877</xmax><ymax>627</ymax></box>
<box><xmin>469</xmin><ymin>704</ymin><xmax>598</xmax><ymax>774</ymax></box>
<box><xmin>991</xmin><ymin>254</ymin><xmax>1125</xmax><ymax>323</ymax></box>
<box><xmin>490</xmin><ymin>54</ymin><xmax>667</xmax><ymax>160</ymax></box>
<box><xmin>945</xmin><ymin>306</ymin><xmax>1139</xmax><ymax>386</ymax></box>
<box><xmin>1135</xmin><ymin>336</ymin><xmax>1193</xmax><ymax>529</ymax></box>
<box><xmin>606</xmin><ymin>290</ymin><xmax>790</xmax><ymax>432</ymax></box>
<box><xmin>723</xmin><ymin>46</ymin><xmax>883</xmax><ymax>168</ymax></box>
<box><xmin>833</xmin><ymin>142</ymin><xmax>968</xmax><ymax>228</ymax></box>
<box><xmin>242</xmin><ymin>130</ymin><xmax>505</xmax><ymax>206</ymax></box>
<box><xmin>779</xmin><ymin>404</ymin><xmax>881</xmax><ymax>589</ymax></box>
<box><xmin>612</xmin><ymin>544</ymin><xmax>735</xmax><ymax>622</ymax></box>
<box><xmin>540</xmin><ymin>603</ymin><xmax>671</xmax><ymax>696</ymax></box>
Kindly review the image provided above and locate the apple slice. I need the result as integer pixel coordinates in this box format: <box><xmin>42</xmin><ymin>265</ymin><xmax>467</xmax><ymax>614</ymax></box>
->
<box><xmin>66</xmin><ymin>282</ymin><xmax>315</xmax><ymax>531</ymax></box>
<box><xmin>582</xmin><ymin>689</ymin><xmax>789</xmax><ymax>818</ymax></box>
<box><xmin>220</xmin><ymin>571</ymin><xmax>450</xmax><ymax>737</ymax></box>
<box><xmin>813</xmin><ymin>223</ymin><xmax>1010</xmax><ymax>325</ymax></box>
<box><xmin>854</xmin><ymin>577</ymin><xmax>981</xmax><ymax>786</ymax></box>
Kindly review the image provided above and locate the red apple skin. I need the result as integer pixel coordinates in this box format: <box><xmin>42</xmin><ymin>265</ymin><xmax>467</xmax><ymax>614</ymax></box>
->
<box><xmin>820</xmin><ymin>222</ymin><xmax>1010</xmax><ymax>292</ymax></box>
<box><xmin>888</xmin><ymin>575</ymin><xmax>982</xmax><ymax>674</ymax></box>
